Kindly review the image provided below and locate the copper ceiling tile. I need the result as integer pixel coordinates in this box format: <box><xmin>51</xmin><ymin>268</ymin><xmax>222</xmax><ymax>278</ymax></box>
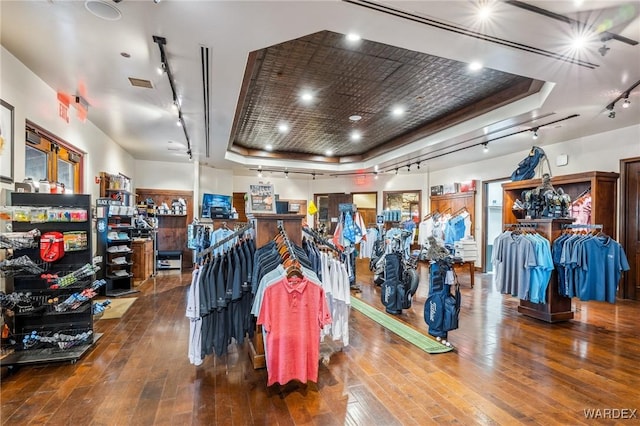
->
<box><xmin>230</xmin><ymin>30</ymin><xmax>541</xmax><ymax>163</ymax></box>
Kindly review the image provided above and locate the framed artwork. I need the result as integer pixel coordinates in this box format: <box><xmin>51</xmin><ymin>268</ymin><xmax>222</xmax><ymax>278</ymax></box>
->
<box><xmin>0</xmin><ymin>99</ymin><xmax>14</xmax><ymax>183</ymax></box>
<box><xmin>248</xmin><ymin>184</ymin><xmax>276</xmax><ymax>213</ymax></box>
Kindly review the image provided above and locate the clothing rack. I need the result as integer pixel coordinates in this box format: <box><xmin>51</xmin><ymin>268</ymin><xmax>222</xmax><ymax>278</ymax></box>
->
<box><xmin>561</xmin><ymin>223</ymin><xmax>602</xmax><ymax>230</ymax></box>
<box><xmin>302</xmin><ymin>226</ymin><xmax>342</xmax><ymax>253</ymax></box>
<box><xmin>575</xmin><ymin>186</ymin><xmax>592</xmax><ymax>200</ymax></box>
<box><xmin>503</xmin><ymin>223</ymin><xmax>538</xmax><ymax>229</ymax></box>
<box><xmin>452</xmin><ymin>206</ymin><xmax>468</xmax><ymax>217</ymax></box>
<box><xmin>276</xmin><ymin>224</ymin><xmax>297</xmax><ymax>259</ymax></box>
<box><xmin>196</xmin><ymin>222</ymin><xmax>253</xmax><ymax>258</ymax></box>
<box><xmin>423</xmin><ymin>210</ymin><xmax>439</xmax><ymax>220</ymax></box>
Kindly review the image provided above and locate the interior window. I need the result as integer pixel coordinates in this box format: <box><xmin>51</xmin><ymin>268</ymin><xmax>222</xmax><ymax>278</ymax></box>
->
<box><xmin>24</xmin><ymin>122</ymin><xmax>83</xmax><ymax>193</ymax></box>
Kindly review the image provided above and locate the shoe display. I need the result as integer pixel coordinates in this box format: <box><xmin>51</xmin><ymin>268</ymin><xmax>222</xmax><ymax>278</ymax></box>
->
<box><xmin>112</xmin><ymin>257</ymin><xmax>127</xmax><ymax>265</ymax></box>
<box><xmin>107</xmin><ymin>232</ymin><xmax>119</xmax><ymax>241</ymax></box>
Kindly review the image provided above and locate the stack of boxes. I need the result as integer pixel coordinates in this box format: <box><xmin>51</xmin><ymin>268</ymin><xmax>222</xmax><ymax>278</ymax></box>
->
<box><xmin>454</xmin><ymin>238</ymin><xmax>478</xmax><ymax>262</ymax></box>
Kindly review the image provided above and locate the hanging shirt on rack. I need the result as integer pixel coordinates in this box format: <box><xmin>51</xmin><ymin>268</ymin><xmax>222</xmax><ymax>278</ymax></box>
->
<box><xmin>210</xmin><ymin>227</ymin><xmax>235</xmax><ymax>256</ymax></box>
<box><xmin>257</xmin><ymin>275</ymin><xmax>331</xmax><ymax>386</ymax></box>
<box><xmin>554</xmin><ymin>232</ymin><xmax>629</xmax><ymax>303</ymax></box>
<box><xmin>418</xmin><ymin>217</ymin><xmax>434</xmax><ymax>247</ymax></box>
<box><xmin>186</xmin><ymin>233</ymin><xmax>255</xmax><ymax>363</ymax></box>
<box><xmin>492</xmin><ymin>231</ymin><xmax>540</xmax><ymax>300</ymax></box>
<box><xmin>358</xmin><ymin>227</ymin><xmax>378</xmax><ymax>258</ymax></box>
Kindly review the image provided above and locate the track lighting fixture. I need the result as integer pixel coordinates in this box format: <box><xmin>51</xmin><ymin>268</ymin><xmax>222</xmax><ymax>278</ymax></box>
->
<box><xmin>284</xmin><ymin>171</ymin><xmax>289</xmax><ymax>179</ymax></box>
<box><xmin>312</xmin><ymin>173</ymin><xmax>316</xmax><ymax>180</ymax></box>
<box><xmin>407</xmin><ymin>165</ymin><xmax>411</xmax><ymax>172</ymax></box>
<box><xmin>598</xmin><ymin>44</ymin><xmax>610</xmax><ymax>57</ymax></box>
<box><xmin>417</xmin><ymin>162</ymin><xmax>421</xmax><ymax>170</ymax></box>
<box><xmin>532</xmin><ymin>128</ymin><xmax>539</xmax><ymax>140</ymax></box>
<box><xmin>153</xmin><ymin>35</ymin><xmax>192</xmax><ymax>159</ymax></box>
<box><xmin>604</xmin><ymin>79</ymin><xmax>639</xmax><ymax>119</ymax></box>
<box><xmin>483</xmin><ymin>143</ymin><xmax>489</xmax><ymax>153</ymax></box>
<box><xmin>395</xmin><ymin>168</ymin><xmax>399</xmax><ymax>175</ymax></box>
<box><xmin>374</xmin><ymin>172</ymin><xmax>379</xmax><ymax>180</ymax></box>
<box><xmin>258</xmin><ymin>171</ymin><xmax>263</xmax><ymax>178</ymax></box>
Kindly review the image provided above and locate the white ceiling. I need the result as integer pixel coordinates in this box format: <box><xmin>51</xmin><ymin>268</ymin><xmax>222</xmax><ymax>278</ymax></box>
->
<box><xmin>1</xmin><ymin>0</ymin><xmax>639</xmax><ymax>176</ymax></box>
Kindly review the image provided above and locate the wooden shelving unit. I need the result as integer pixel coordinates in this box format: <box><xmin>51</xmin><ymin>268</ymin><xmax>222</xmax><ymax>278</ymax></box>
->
<box><xmin>502</xmin><ymin>171</ymin><xmax>619</xmax><ymax>237</ymax></box>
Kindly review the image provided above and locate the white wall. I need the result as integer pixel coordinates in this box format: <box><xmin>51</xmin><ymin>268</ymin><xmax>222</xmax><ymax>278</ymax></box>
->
<box><xmin>133</xmin><ymin>160</ymin><xmax>194</xmax><ymax>191</ymax></box>
<box><xmin>0</xmin><ymin>47</ymin><xmax>135</xmax><ymax>200</ymax></box>
<box><xmin>199</xmin><ymin>164</ymin><xmax>234</xmax><ymax>197</ymax></box>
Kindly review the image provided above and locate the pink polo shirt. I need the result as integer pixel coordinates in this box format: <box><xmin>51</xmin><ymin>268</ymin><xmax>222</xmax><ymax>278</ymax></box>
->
<box><xmin>257</xmin><ymin>276</ymin><xmax>332</xmax><ymax>386</ymax></box>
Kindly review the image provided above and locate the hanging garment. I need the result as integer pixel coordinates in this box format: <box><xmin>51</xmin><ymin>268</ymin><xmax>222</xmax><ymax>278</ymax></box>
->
<box><xmin>492</xmin><ymin>230</ymin><xmax>552</xmax><ymax>302</ymax></box>
<box><xmin>257</xmin><ymin>276</ymin><xmax>331</xmax><ymax>386</ymax></box>
<box><xmin>554</xmin><ymin>232</ymin><xmax>629</xmax><ymax>303</ymax></box>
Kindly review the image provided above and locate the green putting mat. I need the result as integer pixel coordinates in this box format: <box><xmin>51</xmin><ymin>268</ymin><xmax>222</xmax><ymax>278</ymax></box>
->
<box><xmin>350</xmin><ymin>297</ymin><xmax>453</xmax><ymax>354</ymax></box>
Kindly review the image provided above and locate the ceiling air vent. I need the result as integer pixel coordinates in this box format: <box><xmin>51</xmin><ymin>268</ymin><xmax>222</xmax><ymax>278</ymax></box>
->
<box><xmin>128</xmin><ymin>77</ymin><xmax>154</xmax><ymax>89</ymax></box>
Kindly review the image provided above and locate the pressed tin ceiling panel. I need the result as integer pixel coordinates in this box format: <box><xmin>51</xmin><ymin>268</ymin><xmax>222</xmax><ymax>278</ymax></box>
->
<box><xmin>230</xmin><ymin>30</ymin><xmax>540</xmax><ymax>161</ymax></box>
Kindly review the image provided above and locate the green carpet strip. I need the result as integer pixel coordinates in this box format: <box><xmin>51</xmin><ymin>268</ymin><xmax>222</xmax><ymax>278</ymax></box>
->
<box><xmin>350</xmin><ymin>297</ymin><xmax>453</xmax><ymax>354</ymax></box>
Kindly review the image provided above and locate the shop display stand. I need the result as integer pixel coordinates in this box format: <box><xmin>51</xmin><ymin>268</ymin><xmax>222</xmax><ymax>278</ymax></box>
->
<box><xmin>1</xmin><ymin>193</ymin><xmax>101</xmax><ymax>367</ymax></box>
<box><xmin>246</xmin><ymin>213</ymin><xmax>304</xmax><ymax>369</ymax></box>
<box><xmin>502</xmin><ymin>171</ymin><xmax>619</xmax><ymax>237</ymax></box>
<box><xmin>95</xmin><ymin>198</ymin><xmax>138</xmax><ymax>297</ymax></box>
<box><xmin>515</xmin><ymin>218</ymin><xmax>575</xmax><ymax>323</ymax></box>
<box><xmin>502</xmin><ymin>171</ymin><xmax>620</xmax><ymax>321</ymax></box>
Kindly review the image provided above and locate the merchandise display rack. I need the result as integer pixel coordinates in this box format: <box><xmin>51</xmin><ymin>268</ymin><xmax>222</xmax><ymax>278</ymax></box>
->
<box><xmin>95</xmin><ymin>198</ymin><xmax>138</xmax><ymax>297</ymax></box>
<box><xmin>1</xmin><ymin>193</ymin><xmax>101</xmax><ymax>367</ymax></box>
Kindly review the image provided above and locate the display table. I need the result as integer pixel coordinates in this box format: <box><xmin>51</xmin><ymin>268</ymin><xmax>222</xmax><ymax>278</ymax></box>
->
<box><xmin>453</xmin><ymin>260</ymin><xmax>475</xmax><ymax>288</ymax></box>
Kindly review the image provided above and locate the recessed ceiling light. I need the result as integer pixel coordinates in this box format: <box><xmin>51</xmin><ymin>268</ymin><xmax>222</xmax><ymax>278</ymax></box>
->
<box><xmin>265</xmin><ymin>144</ymin><xmax>273</xmax><ymax>151</ymax></box>
<box><xmin>301</xmin><ymin>92</ymin><xmax>313</xmax><ymax>103</ymax></box>
<box><xmin>468</xmin><ymin>61</ymin><xmax>483</xmax><ymax>71</ymax></box>
<box><xmin>351</xmin><ymin>131</ymin><xmax>361</xmax><ymax>141</ymax></box>
<box><xmin>346</xmin><ymin>33</ymin><xmax>361</xmax><ymax>42</ymax></box>
<box><xmin>84</xmin><ymin>0</ymin><xmax>122</xmax><ymax>21</ymax></box>
<box><xmin>391</xmin><ymin>106</ymin><xmax>405</xmax><ymax>117</ymax></box>
<box><xmin>571</xmin><ymin>34</ymin><xmax>587</xmax><ymax>50</ymax></box>
<box><xmin>120</xmin><ymin>52</ymin><xmax>131</xmax><ymax>58</ymax></box>
<box><xmin>349</xmin><ymin>115</ymin><xmax>362</xmax><ymax>122</ymax></box>
<box><xmin>478</xmin><ymin>4</ymin><xmax>493</xmax><ymax>21</ymax></box>
<box><xmin>325</xmin><ymin>149</ymin><xmax>333</xmax><ymax>156</ymax></box>
<box><xmin>278</xmin><ymin>123</ymin><xmax>289</xmax><ymax>133</ymax></box>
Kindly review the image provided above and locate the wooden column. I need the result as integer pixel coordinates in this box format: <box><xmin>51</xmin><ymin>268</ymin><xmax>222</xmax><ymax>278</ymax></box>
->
<box><xmin>517</xmin><ymin>218</ymin><xmax>574</xmax><ymax>323</ymax></box>
<box><xmin>246</xmin><ymin>213</ymin><xmax>305</xmax><ymax>369</ymax></box>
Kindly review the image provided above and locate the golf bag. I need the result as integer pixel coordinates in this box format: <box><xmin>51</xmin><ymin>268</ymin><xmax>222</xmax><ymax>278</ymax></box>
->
<box><xmin>380</xmin><ymin>252</ymin><xmax>419</xmax><ymax>315</ymax></box>
<box><xmin>424</xmin><ymin>258</ymin><xmax>461</xmax><ymax>339</ymax></box>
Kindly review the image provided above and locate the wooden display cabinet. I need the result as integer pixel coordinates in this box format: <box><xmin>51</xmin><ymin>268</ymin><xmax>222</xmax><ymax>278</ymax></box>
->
<box><xmin>132</xmin><ymin>239</ymin><xmax>153</xmax><ymax>283</ymax></box>
<box><xmin>502</xmin><ymin>171</ymin><xmax>619</xmax><ymax>237</ymax></box>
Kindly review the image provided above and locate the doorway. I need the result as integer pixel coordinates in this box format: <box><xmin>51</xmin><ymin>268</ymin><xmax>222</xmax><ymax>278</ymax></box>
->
<box><xmin>314</xmin><ymin>192</ymin><xmax>377</xmax><ymax>235</ymax></box>
<box><xmin>482</xmin><ymin>178</ymin><xmax>509</xmax><ymax>273</ymax></box>
<box><xmin>620</xmin><ymin>157</ymin><xmax>640</xmax><ymax>300</ymax></box>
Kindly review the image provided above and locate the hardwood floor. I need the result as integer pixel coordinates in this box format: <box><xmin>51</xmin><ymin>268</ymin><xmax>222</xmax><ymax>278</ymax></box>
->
<box><xmin>2</xmin><ymin>259</ymin><xmax>639</xmax><ymax>425</ymax></box>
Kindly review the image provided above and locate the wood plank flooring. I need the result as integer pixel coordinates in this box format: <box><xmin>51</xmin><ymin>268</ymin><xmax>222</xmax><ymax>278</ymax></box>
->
<box><xmin>2</xmin><ymin>258</ymin><xmax>639</xmax><ymax>425</ymax></box>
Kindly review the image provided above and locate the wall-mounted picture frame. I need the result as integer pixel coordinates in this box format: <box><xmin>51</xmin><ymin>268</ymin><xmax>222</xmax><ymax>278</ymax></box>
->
<box><xmin>0</xmin><ymin>99</ymin><xmax>15</xmax><ymax>183</ymax></box>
